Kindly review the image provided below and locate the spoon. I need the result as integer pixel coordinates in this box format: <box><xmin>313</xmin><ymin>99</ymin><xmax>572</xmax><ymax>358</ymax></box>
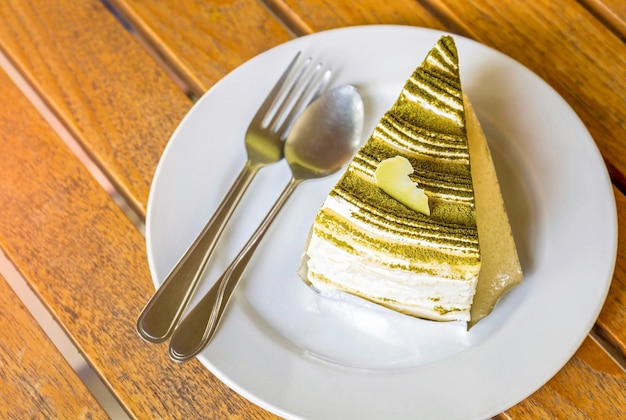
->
<box><xmin>168</xmin><ymin>85</ymin><xmax>364</xmax><ymax>362</ymax></box>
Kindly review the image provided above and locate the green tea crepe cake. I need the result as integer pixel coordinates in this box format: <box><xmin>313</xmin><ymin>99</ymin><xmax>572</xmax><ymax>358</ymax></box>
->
<box><xmin>301</xmin><ymin>36</ymin><xmax>522</xmax><ymax>325</ymax></box>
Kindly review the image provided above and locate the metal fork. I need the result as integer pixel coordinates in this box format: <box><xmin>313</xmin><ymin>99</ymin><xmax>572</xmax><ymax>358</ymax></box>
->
<box><xmin>136</xmin><ymin>53</ymin><xmax>331</xmax><ymax>343</ymax></box>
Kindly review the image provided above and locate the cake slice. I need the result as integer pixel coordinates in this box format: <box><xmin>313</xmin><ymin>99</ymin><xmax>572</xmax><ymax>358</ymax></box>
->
<box><xmin>302</xmin><ymin>36</ymin><xmax>482</xmax><ymax>322</ymax></box>
<box><xmin>301</xmin><ymin>35</ymin><xmax>523</xmax><ymax>325</ymax></box>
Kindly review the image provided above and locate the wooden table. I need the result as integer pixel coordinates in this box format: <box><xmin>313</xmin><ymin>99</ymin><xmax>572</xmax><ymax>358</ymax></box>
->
<box><xmin>0</xmin><ymin>0</ymin><xmax>624</xmax><ymax>418</ymax></box>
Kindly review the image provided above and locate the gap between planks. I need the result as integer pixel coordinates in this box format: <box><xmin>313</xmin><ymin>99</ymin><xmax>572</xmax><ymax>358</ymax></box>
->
<box><xmin>100</xmin><ymin>0</ymin><xmax>200</xmax><ymax>100</ymax></box>
<box><xmin>0</xmin><ymin>250</ymin><xmax>130</xmax><ymax>419</ymax></box>
<box><xmin>576</xmin><ymin>0</ymin><xmax>626</xmax><ymax>42</ymax></box>
<box><xmin>260</xmin><ymin>0</ymin><xmax>315</xmax><ymax>37</ymax></box>
<box><xmin>591</xmin><ymin>328</ymin><xmax>626</xmax><ymax>372</ymax></box>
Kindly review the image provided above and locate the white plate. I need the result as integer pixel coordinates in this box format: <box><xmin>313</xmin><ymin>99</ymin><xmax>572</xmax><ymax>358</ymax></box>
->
<box><xmin>146</xmin><ymin>26</ymin><xmax>617</xmax><ymax>419</ymax></box>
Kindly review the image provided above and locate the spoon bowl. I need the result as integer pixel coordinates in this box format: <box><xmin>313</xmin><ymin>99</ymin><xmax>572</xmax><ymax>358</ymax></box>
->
<box><xmin>169</xmin><ymin>85</ymin><xmax>364</xmax><ymax>362</ymax></box>
<box><xmin>285</xmin><ymin>85</ymin><xmax>364</xmax><ymax>180</ymax></box>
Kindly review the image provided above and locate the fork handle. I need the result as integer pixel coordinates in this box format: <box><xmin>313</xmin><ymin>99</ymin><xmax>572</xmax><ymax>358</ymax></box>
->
<box><xmin>136</xmin><ymin>160</ymin><xmax>261</xmax><ymax>343</ymax></box>
<box><xmin>168</xmin><ymin>177</ymin><xmax>301</xmax><ymax>362</ymax></box>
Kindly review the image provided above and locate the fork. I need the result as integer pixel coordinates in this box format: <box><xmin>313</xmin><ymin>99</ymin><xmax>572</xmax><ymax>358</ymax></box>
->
<box><xmin>136</xmin><ymin>52</ymin><xmax>331</xmax><ymax>343</ymax></box>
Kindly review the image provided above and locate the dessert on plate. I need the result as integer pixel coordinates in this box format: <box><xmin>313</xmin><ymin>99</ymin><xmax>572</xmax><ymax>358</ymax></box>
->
<box><xmin>300</xmin><ymin>35</ymin><xmax>522</xmax><ymax>326</ymax></box>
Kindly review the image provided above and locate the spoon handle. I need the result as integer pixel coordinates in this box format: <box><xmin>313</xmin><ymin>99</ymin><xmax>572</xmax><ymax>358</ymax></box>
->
<box><xmin>136</xmin><ymin>160</ymin><xmax>260</xmax><ymax>343</ymax></box>
<box><xmin>169</xmin><ymin>177</ymin><xmax>301</xmax><ymax>362</ymax></box>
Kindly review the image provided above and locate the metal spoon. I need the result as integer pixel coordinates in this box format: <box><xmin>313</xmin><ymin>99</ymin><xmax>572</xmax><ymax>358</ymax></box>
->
<box><xmin>168</xmin><ymin>85</ymin><xmax>364</xmax><ymax>362</ymax></box>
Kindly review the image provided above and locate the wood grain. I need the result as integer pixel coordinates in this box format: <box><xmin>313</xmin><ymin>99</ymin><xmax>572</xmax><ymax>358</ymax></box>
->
<box><xmin>106</xmin><ymin>0</ymin><xmax>294</xmax><ymax>96</ymax></box>
<box><xmin>264</xmin><ymin>0</ymin><xmax>446</xmax><ymax>34</ymax></box>
<box><xmin>0</xmin><ymin>65</ymin><xmax>276</xmax><ymax>418</ymax></box>
<box><xmin>496</xmin><ymin>337</ymin><xmax>626</xmax><ymax>419</ymax></box>
<box><xmin>0</xmin><ymin>0</ymin><xmax>192</xmax><ymax>217</ymax></box>
<box><xmin>596</xmin><ymin>186</ymin><xmax>626</xmax><ymax>356</ymax></box>
<box><xmin>0</xmin><ymin>274</ymin><xmax>106</xmax><ymax>418</ymax></box>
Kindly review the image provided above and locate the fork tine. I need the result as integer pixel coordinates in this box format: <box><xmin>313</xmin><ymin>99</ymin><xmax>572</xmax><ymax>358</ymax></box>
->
<box><xmin>275</xmin><ymin>67</ymin><xmax>332</xmax><ymax>139</ymax></box>
<box><xmin>250</xmin><ymin>52</ymin><xmax>306</xmax><ymax>127</ymax></box>
<box><xmin>264</xmin><ymin>59</ymin><xmax>316</xmax><ymax>131</ymax></box>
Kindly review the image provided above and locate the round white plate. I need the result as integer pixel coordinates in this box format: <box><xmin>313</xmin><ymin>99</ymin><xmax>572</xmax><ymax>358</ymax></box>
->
<box><xmin>146</xmin><ymin>26</ymin><xmax>617</xmax><ymax>419</ymax></box>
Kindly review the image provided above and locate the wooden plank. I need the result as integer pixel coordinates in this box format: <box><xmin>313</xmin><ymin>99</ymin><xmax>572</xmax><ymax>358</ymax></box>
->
<box><xmin>0</xmin><ymin>0</ymin><xmax>192</xmax><ymax>217</ymax></box>
<box><xmin>0</xmin><ymin>274</ymin><xmax>107</xmax><ymax>418</ymax></box>
<box><xmin>0</xmin><ymin>65</ymin><xmax>276</xmax><ymax>418</ymax></box>
<box><xmin>496</xmin><ymin>337</ymin><xmax>626</xmax><ymax>419</ymax></box>
<box><xmin>105</xmin><ymin>0</ymin><xmax>294</xmax><ymax>96</ymax></box>
<box><xmin>596</xmin><ymin>186</ymin><xmax>626</xmax><ymax>356</ymax></box>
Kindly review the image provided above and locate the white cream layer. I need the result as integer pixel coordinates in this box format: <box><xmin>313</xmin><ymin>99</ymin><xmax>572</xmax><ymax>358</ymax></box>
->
<box><xmin>305</xmin><ymin>233</ymin><xmax>478</xmax><ymax>322</ymax></box>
